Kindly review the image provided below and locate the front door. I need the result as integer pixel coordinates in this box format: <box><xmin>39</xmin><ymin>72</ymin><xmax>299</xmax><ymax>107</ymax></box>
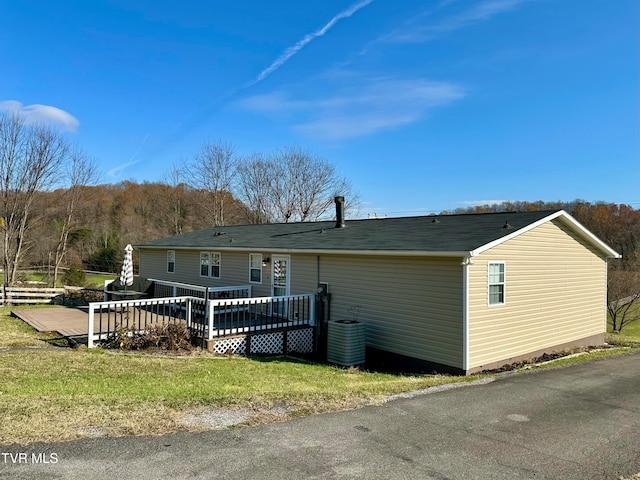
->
<box><xmin>271</xmin><ymin>255</ymin><xmax>290</xmax><ymax>317</ymax></box>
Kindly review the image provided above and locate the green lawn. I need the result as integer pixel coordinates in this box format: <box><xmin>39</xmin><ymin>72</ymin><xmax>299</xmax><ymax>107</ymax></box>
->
<box><xmin>19</xmin><ymin>271</ymin><xmax>116</xmax><ymax>288</ymax></box>
<box><xmin>0</xmin><ymin>306</ymin><xmax>637</xmax><ymax>445</ymax></box>
<box><xmin>0</xmin><ymin>309</ymin><xmax>478</xmax><ymax>444</ymax></box>
<box><xmin>606</xmin><ymin>302</ymin><xmax>640</xmax><ymax>346</ymax></box>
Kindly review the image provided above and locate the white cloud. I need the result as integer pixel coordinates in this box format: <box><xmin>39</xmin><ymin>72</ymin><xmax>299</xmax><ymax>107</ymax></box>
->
<box><xmin>0</xmin><ymin>100</ymin><xmax>79</xmax><ymax>132</ymax></box>
<box><xmin>238</xmin><ymin>78</ymin><xmax>465</xmax><ymax>140</ymax></box>
<box><xmin>388</xmin><ymin>0</ymin><xmax>533</xmax><ymax>43</ymax></box>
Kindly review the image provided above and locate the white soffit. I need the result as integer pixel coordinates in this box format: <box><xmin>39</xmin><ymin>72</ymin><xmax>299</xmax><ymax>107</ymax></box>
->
<box><xmin>470</xmin><ymin>210</ymin><xmax>621</xmax><ymax>258</ymax></box>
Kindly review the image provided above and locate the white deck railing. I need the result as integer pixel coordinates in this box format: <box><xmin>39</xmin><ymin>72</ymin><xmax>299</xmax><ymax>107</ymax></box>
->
<box><xmin>87</xmin><ymin>291</ymin><xmax>315</xmax><ymax>348</ymax></box>
<box><xmin>149</xmin><ymin>279</ymin><xmax>251</xmax><ymax>301</ymax></box>
<box><xmin>203</xmin><ymin>293</ymin><xmax>315</xmax><ymax>340</ymax></box>
<box><xmin>87</xmin><ymin>296</ymin><xmax>205</xmax><ymax>348</ymax></box>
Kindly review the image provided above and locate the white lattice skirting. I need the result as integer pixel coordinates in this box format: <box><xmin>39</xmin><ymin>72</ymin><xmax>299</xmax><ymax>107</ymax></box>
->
<box><xmin>209</xmin><ymin>328</ymin><xmax>314</xmax><ymax>355</ymax></box>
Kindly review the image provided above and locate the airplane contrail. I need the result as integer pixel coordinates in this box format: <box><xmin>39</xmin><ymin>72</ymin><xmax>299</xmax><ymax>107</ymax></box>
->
<box><xmin>108</xmin><ymin>134</ymin><xmax>149</xmax><ymax>178</ymax></box>
<box><xmin>250</xmin><ymin>0</ymin><xmax>374</xmax><ymax>86</ymax></box>
<box><xmin>126</xmin><ymin>133</ymin><xmax>149</xmax><ymax>164</ymax></box>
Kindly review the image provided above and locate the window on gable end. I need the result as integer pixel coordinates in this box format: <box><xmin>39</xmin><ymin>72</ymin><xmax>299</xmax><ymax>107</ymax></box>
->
<box><xmin>488</xmin><ymin>262</ymin><xmax>506</xmax><ymax>306</ymax></box>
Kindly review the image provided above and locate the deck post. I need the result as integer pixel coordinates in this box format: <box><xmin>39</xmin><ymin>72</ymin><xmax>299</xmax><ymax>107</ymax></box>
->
<box><xmin>207</xmin><ymin>300</ymin><xmax>214</xmax><ymax>341</ymax></box>
<box><xmin>309</xmin><ymin>294</ymin><xmax>315</xmax><ymax>326</ymax></box>
<box><xmin>87</xmin><ymin>305</ymin><xmax>95</xmax><ymax>348</ymax></box>
<box><xmin>186</xmin><ymin>298</ymin><xmax>192</xmax><ymax>328</ymax></box>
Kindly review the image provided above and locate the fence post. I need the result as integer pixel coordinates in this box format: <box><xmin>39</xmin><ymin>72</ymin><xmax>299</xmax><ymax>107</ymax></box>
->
<box><xmin>186</xmin><ymin>298</ymin><xmax>192</xmax><ymax>328</ymax></box>
<box><xmin>208</xmin><ymin>300</ymin><xmax>214</xmax><ymax>341</ymax></box>
<box><xmin>87</xmin><ymin>305</ymin><xmax>95</xmax><ymax>348</ymax></box>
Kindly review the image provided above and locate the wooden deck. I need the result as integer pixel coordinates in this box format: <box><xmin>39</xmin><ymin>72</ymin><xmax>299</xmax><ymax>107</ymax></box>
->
<box><xmin>13</xmin><ymin>306</ymin><xmax>185</xmax><ymax>346</ymax></box>
<box><xmin>12</xmin><ymin>307</ymin><xmax>91</xmax><ymax>344</ymax></box>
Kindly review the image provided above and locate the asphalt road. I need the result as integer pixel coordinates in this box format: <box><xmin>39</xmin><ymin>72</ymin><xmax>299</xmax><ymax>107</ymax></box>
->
<box><xmin>1</xmin><ymin>351</ymin><xmax>639</xmax><ymax>480</ymax></box>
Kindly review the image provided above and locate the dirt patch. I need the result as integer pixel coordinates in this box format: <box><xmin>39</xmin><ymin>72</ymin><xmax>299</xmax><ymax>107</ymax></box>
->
<box><xmin>178</xmin><ymin>403</ymin><xmax>292</xmax><ymax>429</ymax></box>
<box><xmin>74</xmin><ymin>426</ymin><xmax>108</xmax><ymax>438</ymax></box>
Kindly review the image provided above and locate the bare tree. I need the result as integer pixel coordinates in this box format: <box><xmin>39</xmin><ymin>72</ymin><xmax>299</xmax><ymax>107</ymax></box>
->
<box><xmin>236</xmin><ymin>153</ymin><xmax>277</xmax><ymax>224</ymax></box>
<box><xmin>607</xmin><ymin>260</ymin><xmax>640</xmax><ymax>334</ymax></box>
<box><xmin>0</xmin><ymin>113</ymin><xmax>70</xmax><ymax>286</ymax></box>
<box><xmin>184</xmin><ymin>141</ymin><xmax>236</xmax><ymax>226</ymax></box>
<box><xmin>52</xmin><ymin>150</ymin><xmax>99</xmax><ymax>286</ymax></box>
<box><xmin>236</xmin><ymin>147</ymin><xmax>358</xmax><ymax>224</ymax></box>
<box><xmin>163</xmin><ymin>163</ymin><xmax>187</xmax><ymax>235</ymax></box>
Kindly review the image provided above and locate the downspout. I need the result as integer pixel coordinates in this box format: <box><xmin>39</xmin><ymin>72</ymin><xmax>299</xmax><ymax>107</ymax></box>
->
<box><xmin>603</xmin><ymin>258</ymin><xmax>610</xmax><ymax>337</ymax></box>
<box><xmin>316</xmin><ymin>254</ymin><xmax>331</xmax><ymax>358</ymax></box>
<box><xmin>461</xmin><ymin>255</ymin><xmax>473</xmax><ymax>373</ymax></box>
<box><xmin>317</xmin><ymin>255</ymin><xmax>321</xmax><ymax>331</ymax></box>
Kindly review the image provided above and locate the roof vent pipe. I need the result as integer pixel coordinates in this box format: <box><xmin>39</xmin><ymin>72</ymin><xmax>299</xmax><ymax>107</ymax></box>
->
<box><xmin>335</xmin><ymin>196</ymin><xmax>346</xmax><ymax>228</ymax></box>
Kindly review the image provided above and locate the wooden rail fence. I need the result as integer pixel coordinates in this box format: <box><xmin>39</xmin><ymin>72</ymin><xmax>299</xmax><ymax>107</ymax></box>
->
<box><xmin>0</xmin><ymin>287</ymin><xmax>66</xmax><ymax>305</ymax></box>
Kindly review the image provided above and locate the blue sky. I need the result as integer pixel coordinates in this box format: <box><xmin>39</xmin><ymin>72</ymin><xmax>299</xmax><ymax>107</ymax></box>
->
<box><xmin>1</xmin><ymin>0</ymin><xmax>638</xmax><ymax>217</ymax></box>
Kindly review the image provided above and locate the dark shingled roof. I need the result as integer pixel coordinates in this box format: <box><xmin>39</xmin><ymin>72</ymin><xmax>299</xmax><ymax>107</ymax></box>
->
<box><xmin>137</xmin><ymin>210</ymin><xmax>563</xmax><ymax>255</ymax></box>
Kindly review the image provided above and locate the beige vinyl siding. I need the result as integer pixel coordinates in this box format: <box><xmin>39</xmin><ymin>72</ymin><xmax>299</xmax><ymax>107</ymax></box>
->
<box><xmin>140</xmin><ymin>249</ymin><xmax>464</xmax><ymax>367</ymax></box>
<box><xmin>467</xmin><ymin>218</ymin><xmax>607</xmax><ymax>369</ymax></box>
<box><xmin>139</xmin><ymin>249</ymin><xmax>273</xmax><ymax>296</ymax></box>
<box><xmin>315</xmin><ymin>255</ymin><xmax>464</xmax><ymax>369</ymax></box>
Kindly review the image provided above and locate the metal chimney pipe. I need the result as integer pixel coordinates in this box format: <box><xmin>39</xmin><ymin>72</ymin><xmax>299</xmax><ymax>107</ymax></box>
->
<box><xmin>335</xmin><ymin>196</ymin><xmax>346</xmax><ymax>228</ymax></box>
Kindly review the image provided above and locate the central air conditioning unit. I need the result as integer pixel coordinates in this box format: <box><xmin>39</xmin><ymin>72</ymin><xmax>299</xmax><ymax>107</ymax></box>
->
<box><xmin>327</xmin><ymin>320</ymin><xmax>366</xmax><ymax>367</ymax></box>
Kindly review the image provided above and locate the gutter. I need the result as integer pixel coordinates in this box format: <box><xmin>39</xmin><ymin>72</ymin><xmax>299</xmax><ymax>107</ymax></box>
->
<box><xmin>136</xmin><ymin>245</ymin><xmax>473</xmax><ymax>258</ymax></box>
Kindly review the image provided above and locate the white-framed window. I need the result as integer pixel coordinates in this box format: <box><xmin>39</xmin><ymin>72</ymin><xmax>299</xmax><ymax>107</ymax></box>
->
<box><xmin>167</xmin><ymin>250</ymin><xmax>175</xmax><ymax>273</ymax></box>
<box><xmin>488</xmin><ymin>262</ymin><xmax>506</xmax><ymax>306</ymax></box>
<box><xmin>200</xmin><ymin>252</ymin><xmax>210</xmax><ymax>277</ymax></box>
<box><xmin>200</xmin><ymin>252</ymin><xmax>221</xmax><ymax>278</ymax></box>
<box><xmin>211</xmin><ymin>252</ymin><xmax>221</xmax><ymax>278</ymax></box>
<box><xmin>249</xmin><ymin>253</ymin><xmax>262</xmax><ymax>283</ymax></box>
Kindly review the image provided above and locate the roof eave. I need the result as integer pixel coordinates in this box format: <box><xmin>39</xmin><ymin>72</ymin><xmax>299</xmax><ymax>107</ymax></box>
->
<box><xmin>470</xmin><ymin>210</ymin><xmax>622</xmax><ymax>258</ymax></box>
<box><xmin>136</xmin><ymin>244</ymin><xmax>471</xmax><ymax>258</ymax></box>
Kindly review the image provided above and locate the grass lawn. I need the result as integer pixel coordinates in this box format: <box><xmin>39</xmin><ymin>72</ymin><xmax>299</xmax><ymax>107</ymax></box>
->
<box><xmin>19</xmin><ymin>271</ymin><xmax>116</xmax><ymax>289</ymax></box>
<box><xmin>0</xmin><ymin>309</ymin><xmax>481</xmax><ymax>445</ymax></box>
<box><xmin>606</xmin><ymin>302</ymin><xmax>640</xmax><ymax>346</ymax></box>
<box><xmin>0</xmin><ymin>306</ymin><xmax>637</xmax><ymax>445</ymax></box>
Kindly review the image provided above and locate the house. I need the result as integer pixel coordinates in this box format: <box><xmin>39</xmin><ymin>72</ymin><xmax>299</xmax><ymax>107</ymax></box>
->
<box><xmin>136</xmin><ymin>197</ymin><xmax>620</xmax><ymax>374</ymax></box>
